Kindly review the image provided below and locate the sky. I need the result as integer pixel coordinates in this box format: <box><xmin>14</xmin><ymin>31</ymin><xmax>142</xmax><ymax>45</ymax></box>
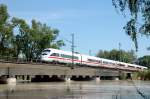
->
<box><xmin>0</xmin><ymin>0</ymin><xmax>150</xmax><ymax>57</ymax></box>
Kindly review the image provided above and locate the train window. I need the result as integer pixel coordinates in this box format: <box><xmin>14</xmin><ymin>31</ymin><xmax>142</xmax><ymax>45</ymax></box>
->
<box><xmin>117</xmin><ymin>63</ymin><xmax>125</xmax><ymax>66</ymax></box>
<box><xmin>88</xmin><ymin>59</ymin><xmax>101</xmax><ymax>63</ymax></box>
<box><xmin>103</xmin><ymin>61</ymin><xmax>114</xmax><ymax>65</ymax></box>
<box><xmin>61</xmin><ymin>54</ymin><xmax>71</xmax><ymax>59</ymax></box>
<box><xmin>42</xmin><ymin>50</ymin><xmax>51</xmax><ymax>53</ymax></box>
<box><xmin>128</xmin><ymin>65</ymin><xmax>133</xmax><ymax>68</ymax></box>
<box><xmin>137</xmin><ymin>67</ymin><xmax>141</xmax><ymax>69</ymax></box>
<box><xmin>74</xmin><ymin>56</ymin><xmax>79</xmax><ymax>60</ymax></box>
<box><xmin>61</xmin><ymin>54</ymin><xmax>79</xmax><ymax>59</ymax></box>
<box><xmin>51</xmin><ymin>53</ymin><xmax>59</xmax><ymax>56</ymax></box>
<box><xmin>42</xmin><ymin>53</ymin><xmax>47</xmax><ymax>55</ymax></box>
<box><xmin>103</xmin><ymin>61</ymin><xmax>109</xmax><ymax>64</ymax></box>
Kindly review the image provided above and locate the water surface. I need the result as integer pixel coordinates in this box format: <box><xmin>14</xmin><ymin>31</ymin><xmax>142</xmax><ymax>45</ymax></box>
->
<box><xmin>0</xmin><ymin>80</ymin><xmax>150</xmax><ymax>99</ymax></box>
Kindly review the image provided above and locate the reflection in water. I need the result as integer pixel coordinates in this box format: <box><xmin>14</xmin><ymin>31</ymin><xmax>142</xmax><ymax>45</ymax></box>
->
<box><xmin>0</xmin><ymin>81</ymin><xmax>150</xmax><ymax>99</ymax></box>
<box><xmin>7</xmin><ymin>83</ymin><xmax>16</xmax><ymax>92</ymax></box>
<box><xmin>5</xmin><ymin>83</ymin><xmax>16</xmax><ymax>99</ymax></box>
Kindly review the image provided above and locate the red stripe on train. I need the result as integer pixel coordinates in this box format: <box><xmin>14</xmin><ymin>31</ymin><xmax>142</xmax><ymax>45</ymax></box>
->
<box><xmin>48</xmin><ymin>56</ymin><xmax>101</xmax><ymax>64</ymax></box>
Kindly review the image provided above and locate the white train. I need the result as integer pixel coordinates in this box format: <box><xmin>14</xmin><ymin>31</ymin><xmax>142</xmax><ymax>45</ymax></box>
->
<box><xmin>40</xmin><ymin>48</ymin><xmax>147</xmax><ymax>70</ymax></box>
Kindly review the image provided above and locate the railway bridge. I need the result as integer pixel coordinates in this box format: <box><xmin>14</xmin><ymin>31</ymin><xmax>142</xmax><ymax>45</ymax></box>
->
<box><xmin>0</xmin><ymin>57</ymin><xmax>141</xmax><ymax>82</ymax></box>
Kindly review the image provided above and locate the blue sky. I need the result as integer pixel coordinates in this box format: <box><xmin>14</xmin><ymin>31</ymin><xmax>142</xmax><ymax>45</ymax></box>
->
<box><xmin>1</xmin><ymin>0</ymin><xmax>150</xmax><ymax>57</ymax></box>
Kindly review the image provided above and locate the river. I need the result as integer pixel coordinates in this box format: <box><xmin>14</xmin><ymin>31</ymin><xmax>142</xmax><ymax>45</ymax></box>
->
<box><xmin>0</xmin><ymin>80</ymin><xmax>150</xmax><ymax>99</ymax></box>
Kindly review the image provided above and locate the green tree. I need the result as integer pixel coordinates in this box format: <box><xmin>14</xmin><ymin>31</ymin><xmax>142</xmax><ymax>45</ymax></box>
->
<box><xmin>11</xmin><ymin>18</ymin><xmax>65</xmax><ymax>60</ymax></box>
<box><xmin>11</xmin><ymin>17</ymin><xmax>30</xmax><ymax>58</ymax></box>
<box><xmin>96</xmin><ymin>49</ymin><xmax>136</xmax><ymax>63</ymax></box>
<box><xmin>0</xmin><ymin>4</ymin><xmax>13</xmax><ymax>56</ymax></box>
<box><xmin>112</xmin><ymin>0</ymin><xmax>150</xmax><ymax>50</ymax></box>
<box><xmin>29</xmin><ymin>19</ymin><xmax>65</xmax><ymax>59</ymax></box>
<box><xmin>137</xmin><ymin>55</ymin><xmax>150</xmax><ymax>68</ymax></box>
<box><xmin>0</xmin><ymin>4</ymin><xmax>65</xmax><ymax>60</ymax></box>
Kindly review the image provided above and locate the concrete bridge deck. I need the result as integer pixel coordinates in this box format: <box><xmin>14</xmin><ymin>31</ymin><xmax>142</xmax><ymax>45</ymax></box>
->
<box><xmin>0</xmin><ymin>61</ymin><xmax>136</xmax><ymax>82</ymax></box>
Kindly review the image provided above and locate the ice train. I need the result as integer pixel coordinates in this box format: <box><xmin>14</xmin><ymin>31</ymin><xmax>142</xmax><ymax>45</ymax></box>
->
<box><xmin>40</xmin><ymin>48</ymin><xmax>147</xmax><ymax>70</ymax></box>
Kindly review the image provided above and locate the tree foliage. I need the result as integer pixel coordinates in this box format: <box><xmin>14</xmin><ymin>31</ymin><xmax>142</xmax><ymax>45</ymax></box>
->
<box><xmin>0</xmin><ymin>4</ymin><xmax>64</xmax><ymax>60</ymax></box>
<box><xmin>96</xmin><ymin>49</ymin><xmax>136</xmax><ymax>63</ymax></box>
<box><xmin>137</xmin><ymin>55</ymin><xmax>150</xmax><ymax>68</ymax></box>
<box><xmin>112</xmin><ymin>0</ymin><xmax>150</xmax><ymax>50</ymax></box>
<box><xmin>11</xmin><ymin>18</ymin><xmax>64</xmax><ymax>60</ymax></box>
<box><xmin>0</xmin><ymin>4</ymin><xmax>13</xmax><ymax>56</ymax></box>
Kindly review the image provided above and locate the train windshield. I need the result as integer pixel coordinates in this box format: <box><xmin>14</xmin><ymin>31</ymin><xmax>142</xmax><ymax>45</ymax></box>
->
<box><xmin>43</xmin><ymin>50</ymin><xmax>51</xmax><ymax>53</ymax></box>
<box><xmin>42</xmin><ymin>50</ymin><xmax>51</xmax><ymax>55</ymax></box>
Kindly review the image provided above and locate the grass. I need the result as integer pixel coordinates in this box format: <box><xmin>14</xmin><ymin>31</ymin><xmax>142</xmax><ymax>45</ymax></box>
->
<box><xmin>133</xmin><ymin>69</ymin><xmax>150</xmax><ymax>80</ymax></box>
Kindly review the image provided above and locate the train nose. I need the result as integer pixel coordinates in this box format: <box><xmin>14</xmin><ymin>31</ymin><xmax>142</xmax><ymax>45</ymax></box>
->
<box><xmin>40</xmin><ymin>55</ymin><xmax>49</xmax><ymax>61</ymax></box>
<box><xmin>40</xmin><ymin>53</ymin><xmax>48</xmax><ymax>58</ymax></box>
<box><xmin>41</xmin><ymin>54</ymin><xmax>49</xmax><ymax>58</ymax></box>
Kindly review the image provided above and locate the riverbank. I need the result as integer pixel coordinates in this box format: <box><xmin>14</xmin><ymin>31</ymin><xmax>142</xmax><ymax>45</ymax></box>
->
<box><xmin>133</xmin><ymin>69</ymin><xmax>150</xmax><ymax>80</ymax></box>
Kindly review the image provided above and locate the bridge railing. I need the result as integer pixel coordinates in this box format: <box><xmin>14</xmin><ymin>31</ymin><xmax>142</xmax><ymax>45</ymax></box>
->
<box><xmin>0</xmin><ymin>55</ymin><xmax>41</xmax><ymax>64</ymax></box>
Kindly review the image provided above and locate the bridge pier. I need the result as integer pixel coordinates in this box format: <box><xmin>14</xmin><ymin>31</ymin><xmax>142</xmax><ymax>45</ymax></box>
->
<box><xmin>0</xmin><ymin>75</ymin><xmax>16</xmax><ymax>84</ymax></box>
<box><xmin>114</xmin><ymin>77</ymin><xmax>119</xmax><ymax>80</ymax></box>
<box><xmin>65</xmin><ymin>76</ymin><xmax>71</xmax><ymax>82</ymax></box>
<box><xmin>14</xmin><ymin>75</ymin><xmax>32</xmax><ymax>82</ymax></box>
<box><xmin>95</xmin><ymin>76</ymin><xmax>100</xmax><ymax>82</ymax></box>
